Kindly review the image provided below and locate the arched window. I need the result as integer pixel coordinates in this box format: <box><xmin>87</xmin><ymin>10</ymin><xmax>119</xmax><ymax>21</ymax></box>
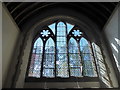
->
<box><xmin>26</xmin><ymin>21</ymin><xmax>111</xmax><ymax>87</ymax></box>
<box><xmin>43</xmin><ymin>38</ymin><xmax>55</xmax><ymax>78</ymax></box>
<box><xmin>28</xmin><ymin>37</ymin><xmax>43</xmax><ymax>78</ymax></box>
<box><xmin>69</xmin><ymin>38</ymin><xmax>82</xmax><ymax>77</ymax></box>
<box><xmin>80</xmin><ymin>37</ymin><xmax>95</xmax><ymax>77</ymax></box>
<box><xmin>56</xmin><ymin>22</ymin><xmax>69</xmax><ymax>77</ymax></box>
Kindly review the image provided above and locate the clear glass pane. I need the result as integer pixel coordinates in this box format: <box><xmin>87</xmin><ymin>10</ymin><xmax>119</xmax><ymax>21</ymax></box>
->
<box><xmin>98</xmin><ymin>60</ymin><xmax>106</xmax><ymax>70</ymax></box>
<box><xmin>28</xmin><ymin>37</ymin><xmax>43</xmax><ymax>78</ymax></box>
<box><xmin>96</xmin><ymin>52</ymin><xmax>104</xmax><ymax>60</ymax></box>
<box><xmin>101</xmin><ymin>77</ymin><xmax>111</xmax><ymax>87</ymax></box>
<box><xmin>43</xmin><ymin>38</ymin><xmax>55</xmax><ymax>77</ymax></box>
<box><xmin>92</xmin><ymin>42</ymin><xmax>110</xmax><ymax>85</ymax></box>
<box><xmin>100</xmin><ymin>68</ymin><xmax>109</xmax><ymax>80</ymax></box>
<box><xmin>92</xmin><ymin>43</ymin><xmax>102</xmax><ymax>54</ymax></box>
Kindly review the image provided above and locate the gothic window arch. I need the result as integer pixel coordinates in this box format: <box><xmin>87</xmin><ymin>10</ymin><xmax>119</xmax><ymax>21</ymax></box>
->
<box><xmin>26</xmin><ymin>21</ymin><xmax>112</xmax><ymax>87</ymax></box>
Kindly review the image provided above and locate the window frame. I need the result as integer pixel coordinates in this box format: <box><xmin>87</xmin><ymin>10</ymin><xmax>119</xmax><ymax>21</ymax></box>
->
<box><xmin>25</xmin><ymin>21</ymin><xmax>101</xmax><ymax>82</ymax></box>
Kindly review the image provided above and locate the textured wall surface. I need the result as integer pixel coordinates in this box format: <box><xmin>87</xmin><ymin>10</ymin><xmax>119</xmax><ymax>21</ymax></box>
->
<box><xmin>102</xmin><ymin>4</ymin><xmax>120</xmax><ymax>87</ymax></box>
<box><xmin>2</xmin><ymin>4</ymin><xmax>20</xmax><ymax>87</ymax></box>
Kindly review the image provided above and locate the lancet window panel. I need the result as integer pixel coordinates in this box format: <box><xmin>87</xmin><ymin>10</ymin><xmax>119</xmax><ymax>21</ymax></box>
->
<box><xmin>43</xmin><ymin>38</ymin><xmax>55</xmax><ymax>78</ymax></box>
<box><xmin>68</xmin><ymin>37</ymin><xmax>82</xmax><ymax>77</ymax></box>
<box><xmin>28</xmin><ymin>37</ymin><xmax>43</xmax><ymax>78</ymax></box>
<box><xmin>79</xmin><ymin>37</ymin><xmax>96</xmax><ymax>77</ymax></box>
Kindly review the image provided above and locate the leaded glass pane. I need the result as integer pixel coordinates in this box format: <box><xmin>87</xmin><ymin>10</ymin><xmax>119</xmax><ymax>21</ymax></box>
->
<box><xmin>81</xmin><ymin>54</ymin><xmax>93</xmax><ymax>60</ymax></box>
<box><xmin>70</xmin><ymin>68</ymin><xmax>81</xmax><ymax>77</ymax></box>
<box><xmin>43</xmin><ymin>54</ymin><xmax>54</xmax><ymax>68</ymax></box>
<box><xmin>28</xmin><ymin>38</ymin><xmax>43</xmax><ymax>78</ymax></box>
<box><xmin>56</xmin><ymin>22</ymin><xmax>69</xmax><ymax>77</ymax></box>
<box><xmin>57</xmin><ymin>68</ymin><xmax>69</xmax><ymax>78</ymax></box>
<box><xmin>69</xmin><ymin>38</ymin><xmax>82</xmax><ymax>77</ymax></box>
<box><xmin>80</xmin><ymin>46</ymin><xmax>92</xmax><ymax>54</ymax></box>
<box><xmin>43</xmin><ymin>38</ymin><xmax>55</xmax><ymax>77</ymax></box>
<box><xmin>72</xmin><ymin>30</ymin><xmax>82</xmax><ymax>37</ymax></box>
<box><xmin>98</xmin><ymin>60</ymin><xmax>106</xmax><ymax>70</ymax></box>
<box><xmin>41</xmin><ymin>30</ymin><xmax>50</xmax><ymax>37</ymax></box>
<box><xmin>96</xmin><ymin>52</ymin><xmax>104</xmax><ymax>60</ymax></box>
<box><xmin>57</xmin><ymin>37</ymin><xmax>66</xmax><ymax>41</ymax></box>
<box><xmin>101</xmin><ymin>77</ymin><xmax>111</xmax><ymax>87</ymax></box>
<box><xmin>92</xmin><ymin>42</ymin><xmax>111</xmax><ymax>87</ymax></box>
<box><xmin>93</xmin><ymin>43</ymin><xmax>102</xmax><ymax>54</ymax></box>
<box><xmin>83</xmin><ymin>60</ymin><xmax>94</xmax><ymax>76</ymax></box>
<box><xmin>43</xmin><ymin>69</ymin><xmax>54</xmax><ymax>78</ymax></box>
<box><xmin>80</xmin><ymin>38</ymin><xmax>95</xmax><ymax>77</ymax></box>
<box><xmin>100</xmin><ymin>68</ymin><xmax>109</xmax><ymax>80</ymax></box>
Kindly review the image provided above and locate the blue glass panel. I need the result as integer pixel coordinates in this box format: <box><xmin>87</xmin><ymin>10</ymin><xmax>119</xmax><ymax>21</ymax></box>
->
<box><xmin>29</xmin><ymin>37</ymin><xmax>43</xmax><ymax>78</ymax></box>
<box><xmin>80</xmin><ymin>37</ymin><xmax>94</xmax><ymax>77</ymax></box>
<box><xmin>69</xmin><ymin>38</ymin><xmax>82</xmax><ymax>77</ymax></box>
<box><xmin>43</xmin><ymin>38</ymin><xmax>55</xmax><ymax>77</ymax></box>
<box><xmin>41</xmin><ymin>30</ymin><xmax>50</xmax><ymax>37</ymax></box>
<box><xmin>72</xmin><ymin>30</ymin><xmax>82</xmax><ymax>37</ymax></box>
<box><xmin>56</xmin><ymin>22</ymin><xmax>69</xmax><ymax>77</ymax></box>
<box><xmin>48</xmin><ymin>23</ymin><xmax>55</xmax><ymax>34</ymax></box>
<box><xmin>80</xmin><ymin>38</ymin><xmax>92</xmax><ymax>54</ymax></box>
<box><xmin>69</xmin><ymin>38</ymin><xmax>79</xmax><ymax>53</ymax></box>
<box><xmin>66</xmin><ymin>23</ymin><xmax>74</xmax><ymax>34</ymax></box>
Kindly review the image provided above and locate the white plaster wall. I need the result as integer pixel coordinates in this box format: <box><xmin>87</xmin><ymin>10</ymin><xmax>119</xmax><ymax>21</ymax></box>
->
<box><xmin>102</xmin><ymin>4</ymin><xmax>120</xmax><ymax>87</ymax></box>
<box><xmin>101</xmin><ymin>41</ymin><xmax>118</xmax><ymax>87</ymax></box>
<box><xmin>103</xmin><ymin>4</ymin><xmax>120</xmax><ymax>71</ymax></box>
<box><xmin>2</xmin><ymin>4</ymin><xmax>20</xmax><ymax>87</ymax></box>
<box><xmin>15</xmin><ymin>32</ymin><xmax>32</xmax><ymax>88</ymax></box>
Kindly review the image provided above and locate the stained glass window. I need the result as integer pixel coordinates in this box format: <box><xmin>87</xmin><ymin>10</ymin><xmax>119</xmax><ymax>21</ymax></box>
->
<box><xmin>27</xmin><ymin>21</ymin><xmax>111</xmax><ymax>86</ymax></box>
